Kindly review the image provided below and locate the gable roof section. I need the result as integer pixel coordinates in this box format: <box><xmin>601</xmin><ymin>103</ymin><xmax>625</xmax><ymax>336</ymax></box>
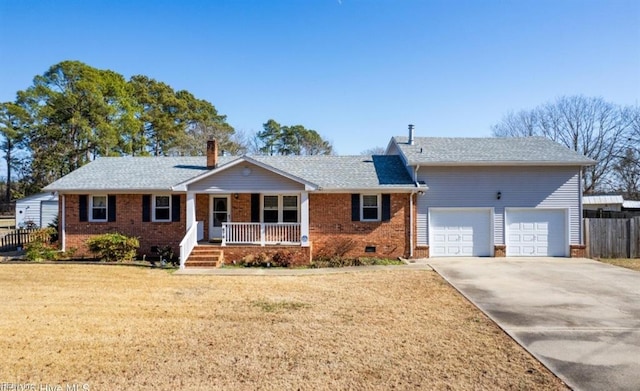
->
<box><xmin>44</xmin><ymin>154</ymin><xmax>416</xmax><ymax>192</ymax></box>
<box><xmin>173</xmin><ymin>155</ymin><xmax>319</xmax><ymax>192</ymax></box>
<box><xmin>391</xmin><ymin>136</ymin><xmax>596</xmax><ymax>166</ymax></box>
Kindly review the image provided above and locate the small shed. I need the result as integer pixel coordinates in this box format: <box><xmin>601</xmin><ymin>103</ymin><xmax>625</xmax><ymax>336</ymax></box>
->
<box><xmin>582</xmin><ymin>195</ymin><xmax>624</xmax><ymax>212</ymax></box>
<box><xmin>15</xmin><ymin>192</ymin><xmax>59</xmax><ymax>228</ymax></box>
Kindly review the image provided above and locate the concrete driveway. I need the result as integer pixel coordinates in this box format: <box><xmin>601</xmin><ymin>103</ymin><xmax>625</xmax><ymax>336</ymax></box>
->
<box><xmin>428</xmin><ymin>257</ymin><xmax>640</xmax><ymax>391</ymax></box>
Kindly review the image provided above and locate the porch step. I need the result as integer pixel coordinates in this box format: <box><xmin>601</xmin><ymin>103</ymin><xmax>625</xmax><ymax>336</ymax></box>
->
<box><xmin>185</xmin><ymin>247</ymin><xmax>224</xmax><ymax>268</ymax></box>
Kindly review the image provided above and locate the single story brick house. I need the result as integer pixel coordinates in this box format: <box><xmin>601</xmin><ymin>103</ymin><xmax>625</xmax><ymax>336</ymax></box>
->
<box><xmin>43</xmin><ymin>130</ymin><xmax>594</xmax><ymax>267</ymax></box>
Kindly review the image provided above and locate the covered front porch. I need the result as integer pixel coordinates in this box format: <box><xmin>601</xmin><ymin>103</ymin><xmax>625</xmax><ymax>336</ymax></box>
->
<box><xmin>174</xmin><ymin>155</ymin><xmax>317</xmax><ymax>268</ymax></box>
<box><xmin>179</xmin><ymin>192</ymin><xmax>311</xmax><ymax>268</ymax></box>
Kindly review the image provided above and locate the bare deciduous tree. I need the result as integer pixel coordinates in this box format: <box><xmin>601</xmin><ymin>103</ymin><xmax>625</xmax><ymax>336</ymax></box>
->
<box><xmin>493</xmin><ymin>96</ymin><xmax>634</xmax><ymax>193</ymax></box>
<box><xmin>360</xmin><ymin>146</ymin><xmax>386</xmax><ymax>155</ymax></box>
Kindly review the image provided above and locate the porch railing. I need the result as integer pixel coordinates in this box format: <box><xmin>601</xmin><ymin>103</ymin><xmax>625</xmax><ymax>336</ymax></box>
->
<box><xmin>222</xmin><ymin>222</ymin><xmax>300</xmax><ymax>245</ymax></box>
<box><xmin>179</xmin><ymin>222</ymin><xmax>199</xmax><ymax>269</ymax></box>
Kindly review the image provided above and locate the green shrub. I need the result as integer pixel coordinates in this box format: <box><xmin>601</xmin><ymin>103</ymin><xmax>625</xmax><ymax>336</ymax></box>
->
<box><xmin>25</xmin><ymin>229</ymin><xmax>59</xmax><ymax>262</ymax></box>
<box><xmin>86</xmin><ymin>233</ymin><xmax>139</xmax><ymax>262</ymax></box>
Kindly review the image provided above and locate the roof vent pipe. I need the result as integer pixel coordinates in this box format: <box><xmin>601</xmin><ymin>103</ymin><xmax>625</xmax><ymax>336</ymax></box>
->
<box><xmin>408</xmin><ymin>124</ymin><xmax>415</xmax><ymax>145</ymax></box>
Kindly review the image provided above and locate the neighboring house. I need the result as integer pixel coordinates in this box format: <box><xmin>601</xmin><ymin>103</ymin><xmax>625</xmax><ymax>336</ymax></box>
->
<box><xmin>15</xmin><ymin>192</ymin><xmax>59</xmax><ymax>228</ymax></box>
<box><xmin>582</xmin><ymin>195</ymin><xmax>624</xmax><ymax>212</ymax></box>
<box><xmin>43</xmin><ymin>131</ymin><xmax>594</xmax><ymax>267</ymax></box>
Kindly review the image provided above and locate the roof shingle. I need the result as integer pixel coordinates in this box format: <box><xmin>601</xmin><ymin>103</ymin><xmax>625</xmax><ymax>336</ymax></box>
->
<box><xmin>393</xmin><ymin>136</ymin><xmax>595</xmax><ymax>165</ymax></box>
<box><xmin>43</xmin><ymin>154</ymin><xmax>415</xmax><ymax>192</ymax></box>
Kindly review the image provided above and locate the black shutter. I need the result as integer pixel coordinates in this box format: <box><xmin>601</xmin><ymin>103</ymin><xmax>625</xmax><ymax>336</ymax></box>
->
<box><xmin>171</xmin><ymin>195</ymin><xmax>181</xmax><ymax>222</ymax></box>
<box><xmin>79</xmin><ymin>195</ymin><xmax>88</xmax><ymax>222</ymax></box>
<box><xmin>142</xmin><ymin>195</ymin><xmax>151</xmax><ymax>222</ymax></box>
<box><xmin>108</xmin><ymin>195</ymin><xmax>116</xmax><ymax>222</ymax></box>
<box><xmin>351</xmin><ymin>194</ymin><xmax>360</xmax><ymax>221</ymax></box>
<box><xmin>251</xmin><ymin>193</ymin><xmax>260</xmax><ymax>223</ymax></box>
<box><xmin>381</xmin><ymin>194</ymin><xmax>391</xmax><ymax>221</ymax></box>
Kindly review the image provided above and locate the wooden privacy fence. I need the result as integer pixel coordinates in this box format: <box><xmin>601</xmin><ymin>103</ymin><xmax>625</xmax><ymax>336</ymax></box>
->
<box><xmin>0</xmin><ymin>228</ymin><xmax>47</xmax><ymax>252</ymax></box>
<box><xmin>584</xmin><ymin>217</ymin><xmax>640</xmax><ymax>258</ymax></box>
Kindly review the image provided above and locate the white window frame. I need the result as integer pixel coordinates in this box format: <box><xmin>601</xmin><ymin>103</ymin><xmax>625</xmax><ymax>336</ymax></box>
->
<box><xmin>282</xmin><ymin>195</ymin><xmax>299</xmax><ymax>223</ymax></box>
<box><xmin>262</xmin><ymin>194</ymin><xmax>299</xmax><ymax>223</ymax></box>
<box><xmin>89</xmin><ymin>195</ymin><xmax>108</xmax><ymax>222</ymax></box>
<box><xmin>152</xmin><ymin>195</ymin><xmax>172</xmax><ymax>222</ymax></box>
<box><xmin>361</xmin><ymin>194</ymin><xmax>381</xmax><ymax>222</ymax></box>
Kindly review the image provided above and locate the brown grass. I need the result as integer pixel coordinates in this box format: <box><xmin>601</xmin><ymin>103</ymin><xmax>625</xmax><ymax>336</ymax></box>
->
<box><xmin>597</xmin><ymin>258</ymin><xmax>640</xmax><ymax>272</ymax></box>
<box><xmin>0</xmin><ymin>265</ymin><xmax>567</xmax><ymax>390</ymax></box>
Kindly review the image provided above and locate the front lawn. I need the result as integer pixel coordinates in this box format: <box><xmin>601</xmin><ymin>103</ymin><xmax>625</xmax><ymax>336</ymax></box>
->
<box><xmin>596</xmin><ymin>258</ymin><xmax>640</xmax><ymax>272</ymax></box>
<box><xmin>0</xmin><ymin>265</ymin><xmax>566</xmax><ymax>390</ymax></box>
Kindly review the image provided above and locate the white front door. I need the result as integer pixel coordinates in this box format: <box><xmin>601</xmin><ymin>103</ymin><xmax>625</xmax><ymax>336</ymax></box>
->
<box><xmin>210</xmin><ymin>195</ymin><xmax>230</xmax><ymax>240</ymax></box>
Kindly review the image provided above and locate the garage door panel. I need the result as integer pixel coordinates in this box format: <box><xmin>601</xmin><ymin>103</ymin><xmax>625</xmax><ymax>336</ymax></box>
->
<box><xmin>506</xmin><ymin>209</ymin><xmax>566</xmax><ymax>257</ymax></box>
<box><xmin>429</xmin><ymin>209</ymin><xmax>492</xmax><ymax>257</ymax></box>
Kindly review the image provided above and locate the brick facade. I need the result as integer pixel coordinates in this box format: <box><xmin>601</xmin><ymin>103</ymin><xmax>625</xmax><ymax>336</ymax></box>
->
<box><xmin>494</xmin><ymin>245</ymin><xmax>506</xmax><ymax>257</ymax></box>
<box><xmin>570</xmin><ymin>244</ymin><xmax>587</xmax><ymax>258</ymax></box>
<box><xmin>63</xmin><ymin>192</ymin><xmax>413</xmax><ymax>262</ymax></box>
<box><xmin>64</xmin><ymin>194</ymin><xmax>185</xmax><ymax>258</ymax></box>
<box><xmin>308</xmin><ymin>193</ymin><xmax>410</xmax><ymax>259</ymax></box>
<box><xmin>221</xmin><ymin>245</ymin><xmax>312</xmax><ymax>267</ymax></box>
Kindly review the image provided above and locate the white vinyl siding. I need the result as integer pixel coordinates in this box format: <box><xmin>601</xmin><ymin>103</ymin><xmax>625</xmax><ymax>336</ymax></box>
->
<box><xmin>15</xmin><ymin>193</ymin><xmax>59</xmax><ymax>229</ymax></box>
<box><xmin>40</xmin><ymin>201</ymin><xmax>58</xmax><ymax>228</ymax></box>
<box><xmin>190</xmin><ymin>162</ymin><xmax>304</xmax><ymax>192</ymax></box>
<box><xmin>416</xmin><ymin>166</ymin><xmax>582</xmax><ymax>247</ymax></box>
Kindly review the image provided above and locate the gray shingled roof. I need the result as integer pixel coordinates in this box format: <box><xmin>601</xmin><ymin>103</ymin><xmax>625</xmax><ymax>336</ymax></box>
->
<box><xmin>43</xmin><ymin>156</ymin><xmax>237</xmax><ymax>192</ymax></box>
<box><xmin>250</xmin><ymin>155</ymin><xmax>414</xmax><ymax>190</ymax></box>
<box><xmin>393</xmin><ymin>136</ymin><xmax>596</xmax><ymax>165</ymax></box>
<box><xmin>44</xmin><ymin>154</ymin><xmax>415</xmax><ymax>192</ymax></box>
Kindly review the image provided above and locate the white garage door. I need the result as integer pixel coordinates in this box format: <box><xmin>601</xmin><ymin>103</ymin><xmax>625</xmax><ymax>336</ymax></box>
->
<box><xmin>506</xmin><ymin>209</ymin><xmax>567</xmax><ymax>257</ymax></box>
<box><xmin>40</xmin><ymin>200</ymin><xmax>59</xmax><ymax>228</ymax></box>
<box><xmin>429</xmin><ymin>209</ymin><xmax>492</xmax><ymax>257</ymax></box>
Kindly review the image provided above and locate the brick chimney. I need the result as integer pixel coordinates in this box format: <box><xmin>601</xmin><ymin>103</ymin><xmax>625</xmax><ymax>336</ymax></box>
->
<box><xmin>207</xmin><ymin>139</ymin><xmax>218</xmax><ymax>168</ymax></box>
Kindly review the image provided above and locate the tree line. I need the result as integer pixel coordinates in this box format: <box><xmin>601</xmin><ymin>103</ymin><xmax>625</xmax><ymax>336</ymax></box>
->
<box><xmin>0</xmin><ymin>61</ymin><xmax>332</xmax><ymax>201</ymax></box>
<box><xmin>492</xmin><ymin>95</ymin><xmax>640</xmax><ymax>197</ymax></box>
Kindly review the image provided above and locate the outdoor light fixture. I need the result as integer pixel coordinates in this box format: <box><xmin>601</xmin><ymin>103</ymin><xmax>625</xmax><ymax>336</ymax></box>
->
<box><xmin>234</xmin><ymin>193</ymin><xmax>239</xmax><ymax>199</ymax></box>
<box><xmin>496</xmin><ymin>191</ymin><xmax>502</xmax><ymax>200</ymax></box>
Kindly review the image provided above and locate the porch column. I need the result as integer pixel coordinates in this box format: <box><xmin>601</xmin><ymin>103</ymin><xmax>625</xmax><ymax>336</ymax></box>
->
<box><xmin>300</xmin><ymin>191</ymin><xmax>310</xmax><ymax>247</ymax></box>
<box><xmin>60</xmin><ymin>194</ymin><xmax>66</xmax><ymax>251</ymax></box>
<box><xmin>186</xmin><ymin>191</ymin><xmax>196</xmax><ymax>230</ymax></box>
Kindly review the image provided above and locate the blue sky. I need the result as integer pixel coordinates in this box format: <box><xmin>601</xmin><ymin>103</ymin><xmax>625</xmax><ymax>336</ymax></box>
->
<box><xmin>1</xmin><ymin>0</ymin><xmax>639</xmax><ymax>155</ymax></box>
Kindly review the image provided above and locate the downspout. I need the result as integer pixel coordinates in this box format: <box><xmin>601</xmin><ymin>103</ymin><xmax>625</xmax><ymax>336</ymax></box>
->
<box><xmin>409</xmin><ymin>191</ymin><xmax>414</xmax><ymax>258</ymax></box>
<box><xmin>410</xmin><ymin>165</ymin><xmax>421</xmax><ymax>258</ymax></box>
<box><xmin>579</xmin><ymin>168</ymin><xmax>583</xmax><ymax>245</ymax></box>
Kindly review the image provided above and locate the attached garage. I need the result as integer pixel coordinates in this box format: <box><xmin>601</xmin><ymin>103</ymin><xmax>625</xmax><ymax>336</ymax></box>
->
<box><xmin>505</xmin><ymin>208</ymin><xmax>568</xmax><ymax>257</ymax></box>
<box><xmin>429</xmin><ymin>208</ymin><xmax>492</xmax><ymax>257</ymax></box>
